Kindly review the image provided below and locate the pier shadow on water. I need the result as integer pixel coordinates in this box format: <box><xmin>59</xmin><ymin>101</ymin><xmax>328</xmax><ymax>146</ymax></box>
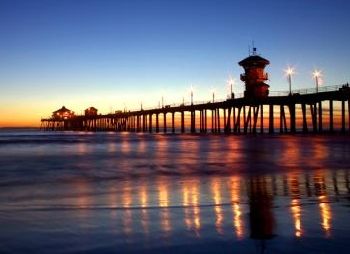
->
<box><xmin>0</xmin><ymin>130</ymin><xmax>350</xmax><ymax>253</ymax></box>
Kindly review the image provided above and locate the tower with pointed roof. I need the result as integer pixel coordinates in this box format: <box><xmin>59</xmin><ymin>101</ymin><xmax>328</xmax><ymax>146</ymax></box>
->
<box><xmin>239</xmin><ymin>48</ymin><xmax>270</xmax><ymax>99</ymax></box>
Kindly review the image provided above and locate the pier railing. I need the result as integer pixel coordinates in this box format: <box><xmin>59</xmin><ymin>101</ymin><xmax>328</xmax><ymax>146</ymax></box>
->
<box><xmin>138</xmin><ymin>83</ymin><xmax>349</xmax><ymax>112</ymax></box>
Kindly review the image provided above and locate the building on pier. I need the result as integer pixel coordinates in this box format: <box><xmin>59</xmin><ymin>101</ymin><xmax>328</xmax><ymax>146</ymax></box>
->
<box><xmin>52</xmin><ymin>106</ymin><xmax>74</xmax><ymax>120</ymax></box>
<box><xmin>85</xmin><ymin>107</ymin><xmax>98</xmax><ymax>116</ymax></box>
<box><xmin>239</xmin><ymin>48</ymin><xmax>270</xmax><ymax>99</ymax></box>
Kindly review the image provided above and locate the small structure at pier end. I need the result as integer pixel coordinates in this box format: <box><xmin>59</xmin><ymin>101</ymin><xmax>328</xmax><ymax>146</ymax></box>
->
<box><xmin>85</xmin><ymin>107</ymin><xmax>98</xmax><ymax>116</ymax></box>
<box><xmin>239</xmin><ymin>48</ymin><xmax>270</xmax><ymax>99</ymax></box>
<box><xmin>52</xmin><ymin>106</ymin><xmax>74</xmax><ymax>120</ymax></box>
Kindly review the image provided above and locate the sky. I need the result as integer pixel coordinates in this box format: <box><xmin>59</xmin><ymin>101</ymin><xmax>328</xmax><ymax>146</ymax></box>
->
<box><xmin>0</xmin><ymin>0</ymin><xmax>349</xmax><ymax>127</ymax></box>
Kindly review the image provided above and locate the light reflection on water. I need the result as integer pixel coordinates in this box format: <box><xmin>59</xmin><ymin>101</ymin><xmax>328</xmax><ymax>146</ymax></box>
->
<box><xmin>0</xmin><ymin>131</ymin><xmax>350</xmax><ymax>253</ymax></box>
<box><xmin>230</xmin><ymin>176</ymin><xmax>244</xmax><ymax>239</ymax></box>
<box><xmin>211</xmin><ymin>178</ymin><xmax>224</xmax><ymax>235</ymax></box>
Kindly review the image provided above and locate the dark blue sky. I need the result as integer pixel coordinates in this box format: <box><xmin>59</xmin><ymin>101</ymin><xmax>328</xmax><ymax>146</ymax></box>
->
<box><xmin>0</xmin><ymin>0</ymin><xmax>349</xmax><ymax>125</ymax></box>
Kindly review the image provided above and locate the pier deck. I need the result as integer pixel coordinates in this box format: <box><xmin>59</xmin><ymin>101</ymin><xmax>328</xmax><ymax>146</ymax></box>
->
<box><xmin>41</xmin><ymin>84</ymin><xmax>350</xmax><ymax>134</ymax></box>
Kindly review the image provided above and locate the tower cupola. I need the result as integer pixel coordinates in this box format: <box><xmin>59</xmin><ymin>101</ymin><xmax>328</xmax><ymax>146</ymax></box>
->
<box><xmin>239</xmin><ymin>48</ymin><xmax>270</xmax><ymax>99</ymax></box>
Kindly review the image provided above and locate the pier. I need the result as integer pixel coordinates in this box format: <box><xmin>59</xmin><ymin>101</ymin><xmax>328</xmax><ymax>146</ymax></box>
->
<box><xmin>41</xmin><ymin>84</ymin><xmax>350</xmax><ymax>134</ymax></box>
<box><xmin>41</xmin><ymin>51</ymin><xmax>350</xmax><ymax>134</ymax></box>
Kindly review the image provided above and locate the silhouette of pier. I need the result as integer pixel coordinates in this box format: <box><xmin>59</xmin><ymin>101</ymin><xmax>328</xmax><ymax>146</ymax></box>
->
<box><xmin>41</xmin><ymin>84</ymin><xmax>350</xmax><ymax>134</ymax></box>
<box><xmin>41</xmin><ymin>51</ymin><xmax>350</xmax><ymax>134</ymax></box>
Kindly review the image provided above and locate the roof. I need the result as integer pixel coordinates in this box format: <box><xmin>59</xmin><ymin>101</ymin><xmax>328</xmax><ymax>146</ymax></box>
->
<box><xmin>86</xmin><ymin>107</ymin><xmax>98</xmax><ymax>111</ymax></box>
<box><xmin>238</xmin><ymin>55</ymin><xmax>270</xmax><ymax>67</ymax></box>
<box><xmin>53</xmin><ymin>106</ymin><xmax>72</xmax><ymax>114</ymax></box>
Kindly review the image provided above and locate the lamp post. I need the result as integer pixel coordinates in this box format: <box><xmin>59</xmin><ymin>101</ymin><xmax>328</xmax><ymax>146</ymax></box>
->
<box><xmin>227</xmin><ymin>77</ymin><xmax>235</xmax><ymax>99</ymax></box>
<box><xmin>313</xmin><ymin>70</ymin><xmax>321</xmax><ymax>93</ymax></box>
<box><xmin>210</xmin><ymin>87</ymin><xmax>216</xmax><ymax>103</ymax></box>
<box><xmin>285</xmin><ymin>67</ymin><xmax>294</xmax><ymax>95</ymax></box>
<box><xmin>190</xmin><ymin>85</ymin><xmax>194</xmax><ymax>105</ymax></box>
<box><xmin>162</xmin><ymin>96</ymin><xmax>164</xmax><ymax>108</ymax></box>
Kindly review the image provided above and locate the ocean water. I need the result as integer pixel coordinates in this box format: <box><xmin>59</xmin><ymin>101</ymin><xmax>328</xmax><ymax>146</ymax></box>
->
<box><xmin>0</xmin><ymin>129</ymin><xmax>350</xmax><ymax>253</ymax></box>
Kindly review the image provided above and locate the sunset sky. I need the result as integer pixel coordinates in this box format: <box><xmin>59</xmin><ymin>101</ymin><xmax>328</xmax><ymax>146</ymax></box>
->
<box><xmin>1</xmin><ymin>0</ymin><xmax>349</xmax><ymax>127</ymax></box>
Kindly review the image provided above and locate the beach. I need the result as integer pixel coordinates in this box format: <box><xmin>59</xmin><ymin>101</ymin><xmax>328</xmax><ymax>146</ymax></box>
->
<box><xmin>0</xmin><ymin>130</ymin><xmax>350</xmax><ymax>253</ymax></box>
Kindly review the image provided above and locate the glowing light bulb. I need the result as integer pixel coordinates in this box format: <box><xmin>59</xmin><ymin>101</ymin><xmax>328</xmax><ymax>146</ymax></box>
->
<box><xmin>313</xmin><ymin>70</ymin><xmax>321</xmax><ymax>78</ymax></box>
<box><xmin>285</xmin><ymin>67</ymin><xmax>295</xmax><ymax>76</ymax></box>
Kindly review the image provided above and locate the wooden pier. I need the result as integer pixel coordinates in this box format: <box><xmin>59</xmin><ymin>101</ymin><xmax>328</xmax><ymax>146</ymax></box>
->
<box><xmin>41</xmin><ymin>84</ymin><xmax>350</xmax><ymax>134</ymax></box>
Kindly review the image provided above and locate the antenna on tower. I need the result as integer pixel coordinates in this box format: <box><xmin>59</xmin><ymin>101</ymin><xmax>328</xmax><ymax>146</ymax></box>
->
<box><xmin>248</xmin><ymin>45</ymin><xmax>251</xmax><ymax>56</ymax></box>
<box><xmin>252</xmin><ymin>40</ymin><xmax>257</xmax><ymax>55</ymax></box>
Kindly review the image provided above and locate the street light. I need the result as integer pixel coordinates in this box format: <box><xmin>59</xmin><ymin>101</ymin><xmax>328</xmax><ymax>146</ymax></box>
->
<box><xmin>313</xmin><ymin>70</ymin><xmax>322</xmax><ymax>93</ymax></box>
<box><xmin>211</xmin><ymin>88</ymin><xmax>216</xmax><ymax>103</ymax></box>
<box><xmin>285</xmin><ymin>67</ymin><xmax>294</xmax><ymax>95</ymax></box>
<box><xmin>190</xmin><ymin>85</ymin><xmax>194</xmax><ymax>105</ymax></box>
<box><xmin>227</xmin><ymin>76</ymin><xmax>235</xmax><ymax>99</ymax></box>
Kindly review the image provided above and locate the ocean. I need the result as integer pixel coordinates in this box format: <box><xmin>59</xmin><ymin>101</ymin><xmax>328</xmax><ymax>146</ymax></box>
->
<box><xmin>0</xmin><ymin>129</ymin><xmax>350</xmax><ymax>253</ymax></box>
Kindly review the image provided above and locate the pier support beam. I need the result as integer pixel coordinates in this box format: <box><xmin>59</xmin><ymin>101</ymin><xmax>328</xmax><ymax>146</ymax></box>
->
<box><xmin>156</xmin><ymin>114</ymin><xmax>159</xmax><ymax>133</ymax></box>
<box><xmin>252</xmin><ymin>106</ymin><xmax>259</xmax><ymax>134</ymax></box>
<box><xmin>149</xmin><ymin>114</ymin><xmax>152</xmax><ymax>133</ymax></box>
<box><xmin>211</xmin><ymin>109</ymin><xmax>214</xmax><ymax>133</ymax></box>
<box><xmin>217</xmin><ymin>109</ymin><xmax>221</xmax><ymax>133</ymax></box>
<box><xmin>260</xmin><ymin>105</ymin><xmax>264</xmax><ymax>134</ymax></box>
<box><xmin>310</xmin><ymin>104</ymin><xmax>317</xmax><ymax>133</ymax></box>
<box><xmin>318</xmin><ymin>102</ymin><xmax>323</xmax><ymax>132</ymax></box>
<box><xmin>342</xmin><ymin>100</ymin><xmax>346</xmax><ymax>133</ymax></box>
<box><xmin>234</xmin><ymin>107</ymin><xmax>241</xmax><ymax>133</ymax></box>
<box><xmin>136</xmin><ymin>116</ymin><xmax>140</xmax><ymax>132</ymax></box>
<box><xmin>172</xmin><ymin>112</ymin><xmax>175</xmax><ymax>133</ymax></box>
<box><xmin>191</xmin><ymin>110</ymin><xmax>196</xmax><ymax>133</ymax></box>
<box><xmin>302</xmin><ymin>104</ymin><xmax>308</xmax><ymax>133</ymax></box>
<box><xmin>226</xmin><ymin>107</ymin><xmax>232</xmax><ymax>133</ymax></box>
<box><xmin>269</xmin><ymin>105</ymin><xmax>274</xmax><ymax>134</ymax></box>
<box><xmin>199</xmin><ymin>110</ymin><xmax>203</xmax><ymax>133</ymax></box>
<box><xmin>204</xmin><ymin>110</ymin><xmax>207</xmax><ymax>133</ymax></box>
<box><xmin>348</xmin><ymin>99</ymin><xmax>350</xmax><ymax>134</ymax></box>
<box><xmin>329</xmin><ymin>100</ymin><xmax>333</xmax><ymax>133</ymax></box>
<box><xmin>244</xmin><ymin>106</ymin><xmax>251</xmax><ymax>134</ymax></box>
<box><xmin>163</xmin><ymin>113</ymin><xmax>167</xmax><ymax>133</ymax></box>
<box><xmin>289</xmin><ymin>104</ymin><xmax>296</xmax><ymax>133</ymax></box>
<box><xmin>181</xmin><ymin>111</ymin><xmax>185</xmax><ymax>133</ymax></box>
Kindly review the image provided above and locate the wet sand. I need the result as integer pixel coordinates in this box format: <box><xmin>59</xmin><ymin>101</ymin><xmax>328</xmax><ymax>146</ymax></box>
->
<box><xmin>0</xmin><ymin>130</ymin><xmax>350</xmax><ymax>253</ymax></box>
